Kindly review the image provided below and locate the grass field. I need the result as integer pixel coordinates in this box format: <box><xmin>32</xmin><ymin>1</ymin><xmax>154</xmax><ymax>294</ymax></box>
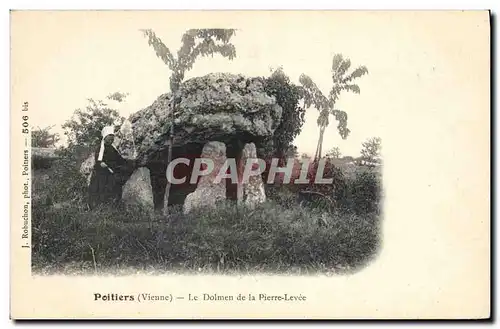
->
<box><xmin>31</xmin><ymin>159</ymin><xmax>383</xmax><ymax>276</ymax></box>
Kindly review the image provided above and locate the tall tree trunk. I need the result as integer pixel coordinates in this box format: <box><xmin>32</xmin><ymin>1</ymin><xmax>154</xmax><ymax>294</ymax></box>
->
<box><xmin>314</xmin><ymin>128</ymin><xmax>322</xmax><ymax>160</ymax></box>
<box><xmin>317</xmin><ymin>126</ymin><xmax>326</xmax><ymax>159</ymax></box>
<box><xmin>163</xmin><ymin>78</ymin><xmax>179</xmax><ymax>216</ymax></box>
<box><xmin>162</xmin><ymin>122</ymin><xmax>174</xmax><ymax>216</ymax></box>
<box><xmin>163</xmin><ymin>74</ymin><xmax>182</xmax><ymax>216</ymax></box>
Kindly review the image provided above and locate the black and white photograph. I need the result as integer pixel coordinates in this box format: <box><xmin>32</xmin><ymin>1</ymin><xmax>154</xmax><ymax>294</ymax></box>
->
<box><xmin>27</xmin><ymin>13</ymin><xmax>383</xmax><ymax>277</ymax></box>
<box><xmin>9</xmin><ymin>9</ymin><xmax>490</xmax><ymax>319</ymax></box>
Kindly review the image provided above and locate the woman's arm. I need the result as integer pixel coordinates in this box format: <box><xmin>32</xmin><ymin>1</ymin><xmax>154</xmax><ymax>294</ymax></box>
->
<box><xmin>103</xmin><ymin>146</ymin><xmax>127</xmax><ymax>173</ymax></box>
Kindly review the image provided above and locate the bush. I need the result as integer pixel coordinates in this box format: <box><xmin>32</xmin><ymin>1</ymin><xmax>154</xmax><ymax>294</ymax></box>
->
<box><xmin>31</xmin><ymin>125</ymin><xmax>60</xmax><ymax>148</ymax></box>
<box><xmin>258</xmin><ymin>67</ymin><xmax>305</xmax><ymax>161</ymax></box>
<box><xmin>339</xmin><ymin>169</ymin><xmax>382</xmax><ymax>215</ymax></box>
<box><xmin>33</xmin><ymin>154</ymin><xmax>89</xmax><ymax>207</ymax></box>
<box><xmin>265</xmin><ymin>158</ymin><xmax>382</xmax><ymax>216</ymax></box>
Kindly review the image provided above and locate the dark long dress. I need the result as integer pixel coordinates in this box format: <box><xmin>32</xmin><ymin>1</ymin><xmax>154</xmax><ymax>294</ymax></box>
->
<box><xmin>87</xmin><ymin>143</ymin><xmax>133</xmax><ymax>209</ymax></box>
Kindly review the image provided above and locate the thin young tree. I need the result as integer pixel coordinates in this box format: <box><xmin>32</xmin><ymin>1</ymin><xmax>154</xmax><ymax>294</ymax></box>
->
<box><xmin>31</xmin><ymin>125</ymin><xmax>60</xmax><ymax>148</ymax></box>
<box><xmin>140</xmin><ymin>28</ymin><xmax>237</xmax><ymax>215</ymax></box>
<box><xmin>361</xmin><ymin>136</ymin><xmax>382</xmax><ymax>163</ymax></box>
<box><xmin>325</xmin><ymin>146</ymin><xmax>341</xmax><ymax>159</ymax></box>
<box><xmin>300</xmin><ymin>54</ymin><xmax>368</xmax><ymax>160</ymax></box>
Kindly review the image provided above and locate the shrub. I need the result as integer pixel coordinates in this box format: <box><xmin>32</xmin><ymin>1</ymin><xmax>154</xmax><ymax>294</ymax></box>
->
<box><xmin>264</xmin><ymin>158</ymin><xmax>382</xmax><ymax>216</ymax></box>
<box><xmin>258</xmin><ymin>67</ymin><xmax>305</xmax><ymax>162</ymax></box>
<box><xmin>343</xmin><ymin>169</ymin><xmax>382</xmax><ymax>215</ymax></box>
<box><xmin>33</xmin><ymin>154</ymin><xmax>89</xmax><ymax>207</ymax></box>
<box><xmin>31</xmin><ymin>125</ymin><xmax>60</xmax><ymax>148</ymax></box>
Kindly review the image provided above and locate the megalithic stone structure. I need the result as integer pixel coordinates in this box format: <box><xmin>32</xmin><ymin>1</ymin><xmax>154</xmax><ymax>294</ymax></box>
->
<box><xmin>183</xmin><ymin>141</ymin><xmax>227</xmax><ymax>214</ymax></box>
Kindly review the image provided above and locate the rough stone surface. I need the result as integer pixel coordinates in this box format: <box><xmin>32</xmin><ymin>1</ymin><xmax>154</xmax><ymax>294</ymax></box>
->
<box><xmin>116</xmin><ymin>119</ymin><xmax>137</xmax><ymax>160</ymax></box>
<box><xmin>80</xmin><ymin>153</ymin><xmax>95</xmax><ymax>186</ymax></box>
<box><xmin>129</xmin><ymin>73</ymin><xmax>283</xmax><ymax>166</ymax></box>
<box><xmin>240</xmin><ymin>143</ymin><xmax>266</xmax><ymax>207</ymax></box>
<box><xmin>183</xmin><ymin>141</ymin><xmax>227</xmax><ymax>214</ymax></box>
<box><xmin>122</xmin><ymin>167</ymin><xmax>154</xmax><ymax>211</ymax></box>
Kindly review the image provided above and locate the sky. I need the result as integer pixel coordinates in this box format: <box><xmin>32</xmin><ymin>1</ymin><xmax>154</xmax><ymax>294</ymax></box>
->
<box><xmin>10</xmin><ymin>10</ymin><xmax>488</xmax><ymax>158</ymax></box>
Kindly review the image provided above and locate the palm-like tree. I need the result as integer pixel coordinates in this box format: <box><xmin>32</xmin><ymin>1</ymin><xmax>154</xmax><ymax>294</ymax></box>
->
<box><xmin>299</xmin><ymin>54</ymin><xmax>368</xmax><ymax>160</ymax></box>
<box><xmin>141</xmin><ymin>29</ymin><xmax>237</xmax><ymax>215</ymax></box>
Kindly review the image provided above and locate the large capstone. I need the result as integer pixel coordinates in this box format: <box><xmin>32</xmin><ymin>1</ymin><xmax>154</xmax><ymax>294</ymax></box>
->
<box><xmin>77</xmin><ymin>73</ymin><xmax>282</xmax><ymax>210</ymax></box>
<box><xmin>129</xmin><ymin>73</ymin><xmax>283</xmax><ymax>167</ymax></box>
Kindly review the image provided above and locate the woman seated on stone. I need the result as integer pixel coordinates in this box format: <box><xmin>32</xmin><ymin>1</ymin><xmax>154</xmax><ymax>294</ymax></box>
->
<box><xmin>88</xmin><ymin>126</ymin><xmax>135</xmax><ymax>209</ymax></box>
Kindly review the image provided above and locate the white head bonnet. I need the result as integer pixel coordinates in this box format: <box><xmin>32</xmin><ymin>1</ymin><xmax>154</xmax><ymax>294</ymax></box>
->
<box><xmin>98</xmin><ymin>126</ymin><xmax>115</xmax><ymax>161</ymax></box>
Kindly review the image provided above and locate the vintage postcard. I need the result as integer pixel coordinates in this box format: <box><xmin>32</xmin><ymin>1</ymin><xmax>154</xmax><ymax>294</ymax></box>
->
<box><xmin>10</xmin><ymin>10</ymin><xmax>490</xmax><ymax>319</ymax></box>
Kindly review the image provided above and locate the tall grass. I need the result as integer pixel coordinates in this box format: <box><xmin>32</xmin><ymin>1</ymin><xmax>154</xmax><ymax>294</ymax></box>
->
<box><xmin>32</xmin><ymin>200</ymin><xmax>381</xmax><ymax>275</ymax></box>
<box><xmin>32</xmin><ymin>155</ymin><xmax>383</xmax><ymax>275</ymax></box>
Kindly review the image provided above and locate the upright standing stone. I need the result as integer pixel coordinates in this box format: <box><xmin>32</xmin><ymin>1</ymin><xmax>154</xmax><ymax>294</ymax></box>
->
<box><xmin>240</xmin><ymin>143</ymin><xmax>266</xmax><ymax>208</ymax></box>
<box><xmin>122</xmin><ymin>167</ymin><xmax>155</xmax><ymax>211</ymax></box>
<box><xmin>183</xmin><ymin>141</ymin><xmax>227</xmax><ymax>214</ymax></box>
<box><xmin>118</xmin><ymin>120</ymin><xmax>154</xmax><ymax>211</ymax></box>
<box><xmin>80</xmin><ymin>153</ymin><xmax>95</xmax><ymax>186</ymax></box>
